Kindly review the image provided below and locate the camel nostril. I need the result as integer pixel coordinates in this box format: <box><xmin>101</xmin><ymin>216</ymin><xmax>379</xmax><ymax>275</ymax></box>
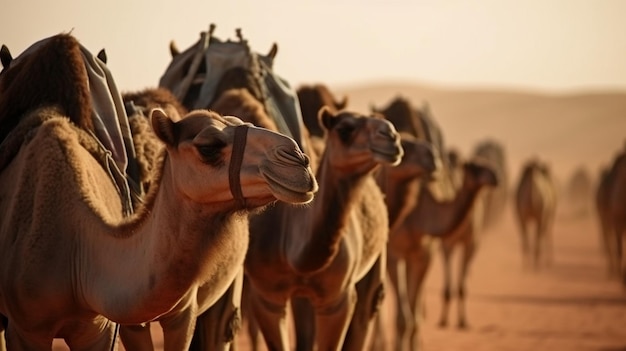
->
<box><xmin>274</xmin><ymin>147</ymin><xmax>309</xmax><ymax>166</ymax></box>
<box><xmin>377</xmin><ymin>128</ymin><xmax>396</xmax><ymax>141</ymax></box>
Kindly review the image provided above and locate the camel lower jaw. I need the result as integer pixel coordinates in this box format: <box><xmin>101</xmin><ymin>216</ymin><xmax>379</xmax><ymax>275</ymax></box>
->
<box><xmin>268</xmin><ymin>182</ymin><xmax>316</xmax><ymax>205</ymax></box>
<box><xmin>261</xmin><ymin>169</ymin><xmax>317</xmax><ymax>204</ymax></box>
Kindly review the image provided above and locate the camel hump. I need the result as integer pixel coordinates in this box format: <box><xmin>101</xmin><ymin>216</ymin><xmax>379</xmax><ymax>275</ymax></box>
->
<box><xmin>0</xmin><ymin>33</ymin><xmax>141</xmax><ymax>212</ymax></box>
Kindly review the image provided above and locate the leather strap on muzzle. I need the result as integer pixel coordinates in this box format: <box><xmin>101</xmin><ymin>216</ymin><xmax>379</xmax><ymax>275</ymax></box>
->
<box><xmin>229</xmin><ymin>125</ymin><xmax>248</xmax><ymax>208</ymax></box>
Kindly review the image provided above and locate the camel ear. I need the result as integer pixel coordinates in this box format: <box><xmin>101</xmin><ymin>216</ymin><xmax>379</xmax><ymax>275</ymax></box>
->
<box><xmin>267</xmin><ymin>43</ymin><xmax>278</xmax><ymax>60</ymax></box>
<box><xmin>318</xmin><ymin>106</ymin><xmax>335</xmax><ymax>132</ymax></box>
<box><xmin>169</xmin><ymin>41</ymin><xmax>180</xmax><ymax>58</ymax></box>
<box><xmin>150</xmin><ymin>108</ymin><xmax>177</xmax><ymax>146</ymax></box>
<box><xmin>1</xmin><ymin>44</ymin><xmax>12</xmax><ymax>69</ymax></box>
<box><xmin>335</xmin><ymin>95</ymin><xmax>348</xmax><ymax>110</ymax></box>
<box><xmin>97</xmin><ymin>49</ymin><xmax>107</xmax><ymax>64</ymax></box>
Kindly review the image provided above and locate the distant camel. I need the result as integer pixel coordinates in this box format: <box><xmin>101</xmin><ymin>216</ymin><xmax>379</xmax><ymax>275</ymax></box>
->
<box><xmin>472</xmin><ymin>139</ymin><xmax>510</xmax><ymax>229</ymax></box>
<box><xmin>567</xmin><ymin>166</ymin><xmax>593</xmax><ymax>216</ymax></box>
<box><xmin>373</xmin><ymin>97</ymin><xmax>497</xmax><ymax>350</ymax></box>
<box><xmin>595</xmin><ymin>146</ymin><xmax>626</xmax><ymax>283</ymax></box>
<box><xmin>245</xmin><ymin>107</ymin><xmax>404</xmax><ymax>351</ymax></box>
<box><xmin>0</xmin><ymin>33</ymin><xmax>316</xmax><ymax>350</ymax></box>
<box><xmin>434</xmin><ymin>141</ymin><xmax>509</xmax><ymax>331</ymax></box>
<box><xmin>296</xmin><ymin>83</ymin><xmax>348</xmax><ymax>138</ymax></box>
<box><xmin>514</xmin><ymin>158</ymin><xmax>558</xmax><ymax>269</ymax></box>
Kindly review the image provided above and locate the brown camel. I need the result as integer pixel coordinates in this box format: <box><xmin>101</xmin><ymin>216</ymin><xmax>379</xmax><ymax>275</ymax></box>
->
<box><xmin>566</xmin><ymin>165</ymin><xmax>593</xmax><ymax>216</ymax></box>
<box><xmin>472</xmin><ymin>139</ymin><xmax>510</xmax><ymax>229</ymax></box>
<box><xmin>244</xmin><ymin>107</ymin><xmax>403</xmax><ymax>351</ymax></box>
<box><xmin>514</xmin><ymin>158</ymin><xmax>558</xmax><ymax>270</ymax></box>
<box><xmin>431</xmin><ymin>141</ymin><xmax>509</xmax><ymax>334</ymax></box>
<box><xmin>119</xmin><ymin>29</ymin><xmax>317</xmax><ymax>351</ymax></box>
<box><xmin>296</xmin><ymin>83</ymin><xmax>348</xmax><ymax>139</ymax></box>
<box><xmin>385</xmin><ymin>157</ymin><xmax>498</xmax><ymax>350</ymax></box>
<box><xmin>370</xmin><ymin>98</ymin><xmax>499</xmax><ymax>350</ymax></box>
<box><xmin>0</xmin><ymin>33</ymin><xmax>317</xmax><ymax>350</ymax></box>
<box><xmin>595</xmin><ymin>145</ymin><xmax>626</xmax><ymax>283</ymax></box>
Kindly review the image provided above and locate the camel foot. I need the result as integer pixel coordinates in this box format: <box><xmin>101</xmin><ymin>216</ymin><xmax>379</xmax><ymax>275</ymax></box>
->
<box><xmin>437</xmin><ymin>320</ymin><xmax>448</xmax><ymax>329</ymax></box>
<box><xmin>457</xmin><ymin>320</ymin><xmax>469</xmax><ymax>330</ymax></box>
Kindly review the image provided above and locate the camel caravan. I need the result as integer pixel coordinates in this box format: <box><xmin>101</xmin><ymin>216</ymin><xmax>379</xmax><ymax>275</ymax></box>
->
<box><xmin>0</xmin><ymin>24</ymin><xmax>553</xmax><ymax>351</ymax></box>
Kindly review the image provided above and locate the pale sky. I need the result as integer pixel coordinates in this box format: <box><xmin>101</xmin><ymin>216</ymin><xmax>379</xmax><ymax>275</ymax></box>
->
<box><xmin>1</xmin><ymin>0</ymin><xmax>625</xmax><ymax>93</ymax></box>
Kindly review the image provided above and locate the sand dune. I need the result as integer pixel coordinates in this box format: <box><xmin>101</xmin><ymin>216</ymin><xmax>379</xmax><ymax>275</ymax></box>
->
<box><xmin>336</xmin><ymin>82</ymin><xmax>626</xmax><ymax>186</ymax></box>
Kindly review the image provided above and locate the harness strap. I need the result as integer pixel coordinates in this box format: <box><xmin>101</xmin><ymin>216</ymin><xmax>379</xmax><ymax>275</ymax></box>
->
<box><xmin>229</xmin><ymin>125</ymin><xmax>248</xmax><ymax>207</ymax></box>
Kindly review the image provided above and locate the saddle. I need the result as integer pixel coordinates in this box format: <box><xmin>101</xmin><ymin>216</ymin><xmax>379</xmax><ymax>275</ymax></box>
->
<box><xmin>159</xmin><ymin>24</ymin><xmax>306</xmax><ymax>150</ymax></box>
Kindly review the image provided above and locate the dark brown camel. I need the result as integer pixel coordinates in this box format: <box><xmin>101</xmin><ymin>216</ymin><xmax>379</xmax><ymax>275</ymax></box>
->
<box><xmin>595</xmin><ymin>145</ymin><xmax>626</xmax><ymax>284</ymax></box>
<box><xmin>514</xmin><ymin>158</ymin><xmax>558</xmax><ymax>270</ymax></box>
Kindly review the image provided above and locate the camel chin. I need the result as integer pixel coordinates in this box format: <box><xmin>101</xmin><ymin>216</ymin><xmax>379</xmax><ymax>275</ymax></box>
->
<box><xmin>372</xmin><ymin>147</ymin><xmax>403</xmax><ymax>166</ymax></box>
<box><xmin>260</xmin><ymin>167</ymin><xmax>317</xmax><ymax>204</ymax></box>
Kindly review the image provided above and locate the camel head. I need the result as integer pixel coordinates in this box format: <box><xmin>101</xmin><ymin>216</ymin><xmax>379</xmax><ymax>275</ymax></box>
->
<box><xmin>151</xmin><ymin>108</ymin><xmax>317</xmax><ymax>208</ymax></box>
<box><xmin>463</xmin><ymin>160</ymin><xmax>499</xmax><ymax>189</ymax></box>
<box><xmin>318</xmin><ymin>107</ymin><xmax>403</xmax><ymax>173</ymax></box>
<box><xmin>384</xmin><ymin>134</ymin><xmax>437</xmax><ymax>181</ymax></box>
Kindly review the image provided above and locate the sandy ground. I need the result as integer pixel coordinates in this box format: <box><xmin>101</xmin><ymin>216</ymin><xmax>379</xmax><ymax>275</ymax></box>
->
<box><xmin>226</xmin><ymin>204</ymin><xmax>626</xmax><ymax>351</ymax></box>
<box><xmin>52</xmin><ymin>83</ymin><xmax>626</xmax><ymax>350</ymax></box>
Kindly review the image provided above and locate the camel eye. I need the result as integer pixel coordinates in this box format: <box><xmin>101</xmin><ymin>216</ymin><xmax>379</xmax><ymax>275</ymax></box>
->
<box><xmin>336</xmin><ymin>124</ymin><xmax>355</xmax><ymax>142</ymax></box>
<box><xmin>197</xmin><ymin>142</ymin><xmax>226</xmax><ymax>166</ymax></box>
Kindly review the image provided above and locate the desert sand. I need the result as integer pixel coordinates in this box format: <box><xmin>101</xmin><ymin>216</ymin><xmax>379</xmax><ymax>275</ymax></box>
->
<box><xmin>52</xmin><ymin>82</ymin><xmax>626</xmax><ymax>350</ymax></box>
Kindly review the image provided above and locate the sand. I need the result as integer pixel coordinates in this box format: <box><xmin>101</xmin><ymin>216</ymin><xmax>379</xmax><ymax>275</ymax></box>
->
<box><xmin>52</xmin><ymin>82</ymin><xmax>626</xmax><ymax>350</ymax></box>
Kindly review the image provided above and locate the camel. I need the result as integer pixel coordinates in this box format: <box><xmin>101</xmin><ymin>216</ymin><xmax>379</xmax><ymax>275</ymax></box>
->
<box><xmin>514</xmin><ymin>158</ymin><xmax>558</xmax><ymax>270</ymax></box>
<box><xmin>566</xmin><ymin>165</ymin><xmax>593</xmax><ymax>217</ymax></box>
<box><xmin>118</xmin><ymin>29</ymin><xmax>318</xmax><ymax>351</ymax></box>
<box><xmin>432</xmin><ymin>141</ymin><xmax>509</xmax><ymax>333</ymax></box>
<box><xmin>296</xmin><ymin>83</ymin><xmax>348</xmax><ymax>139</ymax></box>
<box><xmin>372</xmin><ymin>97</ymin><xmax>499</xmax><ymax>350</ymax></box>
<box><xmin>0</xmin><ymin>33</ymin><xmax>317</xmax><ymax>350</ymax></box>
<box><xmin>385</xmin><ymin>157</ymin><xmax>498</xmax><ymax>350</ymax></box>
<box><xmin>244</xmin><ymin>107</ymin><xmax>404</xmax><ymax>351</ymax></box>
<box><xmin>472</xmin><ymin>139</ymin><xmax>510</xmax><ymax>229</ymax></box>
<box><xmin>595</xmin><ymin>145</ymin><xmax>626</xmax><ymax>283</ymax></box>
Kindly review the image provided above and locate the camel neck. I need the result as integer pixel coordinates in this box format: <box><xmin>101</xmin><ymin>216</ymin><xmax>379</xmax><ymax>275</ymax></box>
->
<box><xmin>78</xmin><ymin>155</ymin><xmax>245</xmax><ymax>323</ymax></box>
<box><xmin>287</xmin><ymin>155</ymin><xmax>370</xmax><ymax>274</ymax></box>
<box><xmin>384</xmin><ymin>176</ymin><xmax>421</xmax><ymax>233</ymax></box>
<box><xmin>415</xmin><ymin>179</ymin><xmax>480</xmax><ymax>237</ymax></box>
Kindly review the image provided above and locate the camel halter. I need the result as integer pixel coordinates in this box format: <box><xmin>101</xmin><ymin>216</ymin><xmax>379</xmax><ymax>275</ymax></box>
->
<box><xmin>229</xmin><ymin>124</ymin><xmax>249</xmax><ymax>207</ymax></box>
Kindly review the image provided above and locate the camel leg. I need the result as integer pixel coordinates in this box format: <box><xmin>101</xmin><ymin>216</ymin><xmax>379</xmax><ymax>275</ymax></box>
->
<box><xmin>615</xmin><ymin>224</ymin><xmax>626</xmax><ymax>284</ymax></box>
<box><xmin>0</xmin><ymin>315</ymin><xmax>6</xmax><ymax>351</ymax></box>
<box><xmin>600</xmin><ymin>222</ymin><xmax>618</xmax><ymax>277</ymax></box>
<box><xmin>159</xmin><ymin>306</ymin><xmax>199</xmax><ymax>351</ymax></box>
<box><xmin>438</xmin><ymin>243</ymin><xmax>454</xmax><ymax>328</ymax></box>
<box><xmin>4</xmin><ymin>325</ymin><xmax>52</xmax><ymax>351</ymax></box>
<box><xmin>191</xmin><ymin>270</ymin><xmax>244</xmax><ymax>351</ymax></box>
<box><xmin>343</xmin><ymin>251</ymin><xmax>386</xmax><ymax>351</ymax></box>
<box><xmin>248</xmin><ymin>288</ymin><xmax>290</xmax><ymax>351</ymax></box>
<box><xmin>313</xmin><ymin>287</ymin><xmax>357</xmax><ymax>351</ymax></box>
<box><xmin>405</xmin><ymin>246</ymin><xmax>433</xmax><ymax>350</ymax></box>
<box><xmin>292</xmin><ymin>297</ymin><xmax>316</xmax><ymax>351</ymax></box>
<box><xmin>119</xmin><ymin>323</ymin><xmax>154</xmax><ymax>351</ymax></box>
<box><xmin>64</xmin><ymin>319</ymin><xmax>119</xmax><ymax>351</ymax></box>
<box><xmin>387</xmin><ymin>255</ymin><xmax>413</xmax><ymax>351</ymax></box>
<box><xmin>518</xmin><ymin>217</ymin><xmax>530</xmax><ymax>269</ymax></box>
<box><xmin>457</xmin><ymin>237</ymin><xmax>477</xmax><ymax>329</ymax></box>
<box><xmin>241</xmin><ymin>277</ymin><xmax>261</xmax><ymax>351</ymax></box>
<box><xmin>534</xmin><ymin>219</ymin><xmax>545</xmax><ymax>271</ymax></box>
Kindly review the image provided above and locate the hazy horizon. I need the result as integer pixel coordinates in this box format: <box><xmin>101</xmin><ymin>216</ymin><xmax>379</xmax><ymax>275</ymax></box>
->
<box><xmin>2</xmin><ymin>0</ymin><xmax>626</xmax><ymax>93</ymax></box>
